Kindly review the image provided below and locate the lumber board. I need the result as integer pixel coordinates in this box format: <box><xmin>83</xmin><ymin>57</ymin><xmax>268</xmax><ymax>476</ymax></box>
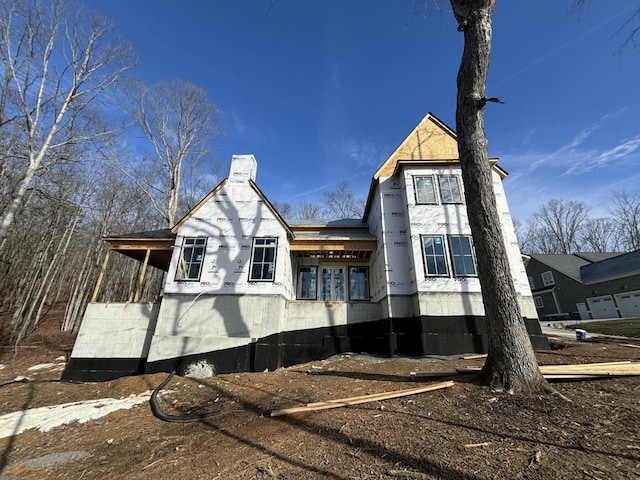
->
<box><xmin>453</xmin><ymin>362</ymin><xmax>640</xmax><ymax>379</ymax></box>
<box><xmin>270</xmin><ymin>381</ymin><xmax>454</xmax><ymax>417</ymax></box>
<box><xmin>621</xmin><ymin>344</ymin><xmax>640</xmax><ymax>349</ymax></box>
<box><xmin>539</xmin><ymin>361</ymin><xmax>632</xmax><ymax>371</ymax></box>
<box><xmin>305</xmin><ymin>386</ymin><xmax>432</xmax><ymax>407</ymax></box>
<box><xmin>409</xmin><ymin>369</ymin><xmax>460</xmax><ymax>378</ymax></box>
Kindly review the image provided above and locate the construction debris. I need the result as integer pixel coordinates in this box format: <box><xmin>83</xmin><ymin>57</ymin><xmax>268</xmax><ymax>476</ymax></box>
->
<box><xmin>270</xmin><ymin>381</ymin><xmax>455</xmax><ymax>417</ymax></box>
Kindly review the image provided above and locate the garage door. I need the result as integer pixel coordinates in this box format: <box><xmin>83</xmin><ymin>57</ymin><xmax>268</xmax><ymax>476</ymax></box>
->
<box><xmin>587</xmin><ymin>296</ymin><xmax>618</xmax><ymax>319</ymax></box>
<box><xmin>615</xmin><ymin>291</ymin><xmax>640</xmax><ymax>318</ymax></box>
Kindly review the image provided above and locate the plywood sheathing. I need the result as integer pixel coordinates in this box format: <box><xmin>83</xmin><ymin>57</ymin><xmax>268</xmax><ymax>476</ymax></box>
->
<box><xmin>374</xmin><ymin>113</ymin><xmax>459</xmax><ymax>179</ymax></box>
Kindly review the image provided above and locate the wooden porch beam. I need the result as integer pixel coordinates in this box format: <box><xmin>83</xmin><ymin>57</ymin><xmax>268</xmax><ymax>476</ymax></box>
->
<box><xmin>91</xmin><ymin>249</ymin><xmax>111</xmax><ymax>302</ymax></box>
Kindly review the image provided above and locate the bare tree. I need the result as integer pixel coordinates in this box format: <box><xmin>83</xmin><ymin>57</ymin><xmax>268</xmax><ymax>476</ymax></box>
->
<box><xmin>578</xmin><ymin>217</ymin><xmax>620</xmax><ymax>252</ymax></box>
<box><xmin>529</xmin><ymin>199</ymin><xmax>590</xmax><ymax>254</ymax></box>
<box><xmin>571</xmin><ymin>1</ymin><xmax>640</xmax><ymax>52</ymax></box>
<box><xmin>322</xmin><ymin>181</ymin><xmax>364</xmax><ymax>219</ymax></box>
<box><xmin>272</xmin><ymin>201</ymin><xmax>293</xmax><ymax>220</ymax></box>
<box><xmin>450</xmin><ymin>0</ymin><xmax>555</xmax><ymax>395</ymax></box>
<box><xmin>295</xmin><ymin>202</ymin><xmax>324</xmax><ymax>222</ymax></box>
<box><xmin>610</xmin><ymin>190</ymin><xmax>640</xmax><ymax>251</ymax></box>
<box><xmin>124</xmin><ymin>79</ymin><xmax>224</xmax><ymax>227</ymax></box>
<box><xmin>0</xmin><ymin>0</ymin><xmax>134</xmax><ymax>250</ymax></box>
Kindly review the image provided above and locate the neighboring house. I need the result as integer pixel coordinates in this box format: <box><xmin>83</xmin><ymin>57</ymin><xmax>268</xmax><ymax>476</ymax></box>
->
<box><xmin>63</xmin><ymin>113</ymin><xmax>547</xmax><ymax>381</ymax></box>
<box><xmin>525</xmin><ymin>251</ymin><xmax>640</xmax><ymax>321</ymax></box>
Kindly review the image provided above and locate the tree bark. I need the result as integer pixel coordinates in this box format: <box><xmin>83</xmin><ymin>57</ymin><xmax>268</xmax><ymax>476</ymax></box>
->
<box><xmin>450</xmin><ymin>0</ymin><xmax>552</xmax><ymax>394</ymax></box>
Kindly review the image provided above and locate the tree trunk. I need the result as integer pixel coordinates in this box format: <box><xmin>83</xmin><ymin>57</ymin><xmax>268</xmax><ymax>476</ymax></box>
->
<box><xmin>451</xmin><ymin>0</ymin><xmax>552</xmax><ymax>394</ymax></box>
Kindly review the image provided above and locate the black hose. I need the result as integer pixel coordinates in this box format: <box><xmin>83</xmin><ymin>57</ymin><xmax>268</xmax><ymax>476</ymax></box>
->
<box><xmin>149</xmin><ymin>371</ymin><xmax>221</xmax><ymax>422</ymax></box>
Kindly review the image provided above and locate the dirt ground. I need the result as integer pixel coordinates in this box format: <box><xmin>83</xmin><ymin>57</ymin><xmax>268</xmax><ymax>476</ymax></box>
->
<box><xmin>0</xmin><ymin>320</ymin><xmax>639</xmax><ymax>480</ymax></box>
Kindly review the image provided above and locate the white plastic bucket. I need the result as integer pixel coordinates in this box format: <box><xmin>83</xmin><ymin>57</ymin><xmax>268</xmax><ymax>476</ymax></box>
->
<box><xmin>575</xmin><ymin>329</ymin><xmax>587</xmax><ymax>341</ymax></box>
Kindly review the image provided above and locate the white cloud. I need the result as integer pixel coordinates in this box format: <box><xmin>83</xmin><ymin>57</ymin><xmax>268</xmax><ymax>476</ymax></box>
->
<box><xmin>563</xmin><ymin>135</ymin><xmax>640</xmax><ymax>175</ymax></box>
<box><xmin>503</xmin><ymin>130</ymin><xmax>640</xmax><ymax>221</ymax></box>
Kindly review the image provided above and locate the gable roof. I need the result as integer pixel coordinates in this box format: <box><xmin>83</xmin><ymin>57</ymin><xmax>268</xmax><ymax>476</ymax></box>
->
<box><xmin>171</xmin><ymin>178</ymin><xmax>293</xmax><ymax>239</ymax></box>
<box><xmin>373</xmin><ymin>112</ymin><xmax>459</xmax><ymax>179</ymax></box>
<box><xmin>529</xmin><ymin>254</ymin><xmax>595</xmax><ymax>281</ymax></box>
<box><xmin>529</xmin><ymin>251</ymin><xmax>636</xmax><ymax>284</ymax></box>
<box><xmin>363</xmin><ymin>112</ymin><xmax>507</xmax><ymax>220</ymax></box>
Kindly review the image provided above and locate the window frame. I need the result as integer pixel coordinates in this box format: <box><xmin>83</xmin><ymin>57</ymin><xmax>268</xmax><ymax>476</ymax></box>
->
<box><xmin>248</xmin><ymin>237</ymin><xmax>278</xmax><ymax>282</ymax></box>
<box><xmin>175</xmin><ymin>236</ymin><xmax>207</xmax><ymax>281</ymax></box>
<box><xmin>541</xmin><ymin>271</ymin><xmax>555</xmax><ymax>287</ymax></box>
<box><xmin>348</xmin><ymin>266</ymin><xmax>369</xmax><ymax>301</ymax></box>
<box><xmin>421</xmin><ymin>235</ymin><xmax>449</xmax><ymax>277</ymax></box>
<box><xmin>297</xmin><ymin>266</ymin><xmax>317</xmax><ymax>300</ymax></box>
<box><xmin>448</xmin><ymin>235</ymin><xmax>477</xmax><ymax>276</ymax></box>
<box><xmin>438</xmin><ymin>175</ymin><xmax>463</xmax><ymax>204</ymax></box>
<box><xmin>413</xmin><ymin>175</ymin><xmax>438</xmax><ymax>205</ymax></box>
<box><xmin>320</xmin><ymin>266</ymin><xmax>346</xmax><ymax>301</ymax></box>
<box><xmin>534</xmin><ymin>296</ymin><xmax>544</xmax><ymax>309</ymax></box>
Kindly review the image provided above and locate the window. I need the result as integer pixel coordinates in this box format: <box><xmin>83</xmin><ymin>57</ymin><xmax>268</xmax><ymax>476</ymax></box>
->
<box><xmin>534</xmin><ymin>296</ymin><xmax>544</xmax><ymax>309</ymax></box>
<box><xmin>320</xmin><ymin>267</ymin><xmax>345</xmax><ymax>301</ymax></box>
<box><xmin>421</xmin><ymin>235</ymin><xmax>448</xmax><ymax>276</ymax></box>
<box><xmin>528</xmin><ymin>276</ymin><xmax>535</xmax><ymax>289</ymax></box>
<box><xmin>349</xmin><ymin>267</ymin><xmax>369</xmax><ymax>300</ymax></box>
<box><xmin>414</xmin><ymin>176</ymin><xmax>437</xmax><ymax>204</ymax></box>
<box><xmin>448</xmin><ymin>236</ymin><xmax>476</xmax><ymax>276</ymax></box>
<box><xmin>176</xmin><ymin>237</ymin><xmax>207</xmax><ymax>281</ymax></box>
<box><xmin>297</xmin><ymin>267</ymin><xmax>317</xmax><ymax>299</ymax></box>
<box><xmin>438</xmin><ymin>175</ymin><xmax>463</xmax><ymax>203</ymax></box>
<box><xmin>249</xmin><ymin>237</ymin><xmax>277</xmax><ymax>281</ymax></box>
<box><xmin>541</xmin><ymin>271</ymin><xmax>555</xmax><ymax>287</ymax></box>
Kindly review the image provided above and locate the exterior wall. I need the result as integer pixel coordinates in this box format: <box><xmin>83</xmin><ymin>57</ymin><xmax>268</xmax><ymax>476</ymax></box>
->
<box><xmin>164</xmin><ymin>180</ymin><xmax>294</xmax><ymax>300</ymax></box>
<box><xmin>146</xmin><ymin>293</ymin><xmax>288</xmax><ymax>364</ymax></box>
<box><xmin>70</xmin><ymin>303</ymin><xmax>158</xmax><ymax>358</ymax></box>
<box><xmin>397</xmin><ymin>166</ymin><xmax>535</xmax><ymax>318</ymax></box>
<box><xmin>378</xmin><ymin>176</ymin><xmax>414</xmax><ymax>299</ymax></box>
<box><xmin>63</xmin><ymin>303</ymin><xmax>159</xmax><ymax>380</ymax></box>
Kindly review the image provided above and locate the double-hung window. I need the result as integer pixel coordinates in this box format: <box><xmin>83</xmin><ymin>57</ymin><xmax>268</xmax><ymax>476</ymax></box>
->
<box><xmin>249</xmin><ymin>237</ymin><xmax>277</xmax><ymax>281</ymax></box>
<box><xmin>438</xmin><ymin>175</ymin><xmax>463</xmax><ymax>203</ymax></box>
<box><xmin>448</xmin><ymin>236</ymin><xmax>476</xmax><ymax>276</ymax></box>
<box><xmin>421</xmin><ymin>235</ymin><xmax>448</xmax><ymax>276</ymax></box>
<box><xmin>176</xmin><ymin>237</ymin><xmax>207</xmax><ymax>281</ymax></box>
<box><xmin>414</xmin><ymin>176</ymin><xmax>437</xmax><ymax>204</ymax></box>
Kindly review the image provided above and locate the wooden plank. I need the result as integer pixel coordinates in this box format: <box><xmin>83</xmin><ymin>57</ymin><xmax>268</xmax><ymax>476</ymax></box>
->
<box><xmin>410</xmin><ymin>370</ymin><xmax>461</xmax><ymax>378</ymax></box>
<box><xmin>621</xmin><ymin>344</ymin><xmax>640</xmax><ymax>349</ymax></box>
<box><xmin>539</xmin><ymin>361</ymin><xmax>632</xmax><ymax>372</ymax></box>
<box><xmin>462</xmin><ymin>354</ymin><xmax>487</xmax><ymax>360</ymax></box>
<box><xmin>305</xmin><ymin>382</ymin><xmax>451</xmax><ymax>407</ymax></box>
<box><xmin>456</xmin><ymin>363</ymin><xmax>640</xmax><ymax>378</ymax></box>
<box><xmin>270</xmin><ymin>381</ymin><xmax>454</xmax><ymax>417</ymax></box>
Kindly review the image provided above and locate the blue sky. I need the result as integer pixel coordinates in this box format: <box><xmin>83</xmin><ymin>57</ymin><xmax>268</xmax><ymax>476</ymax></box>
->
<box><xmin>87</xmin><ymin>0</ymin><xmax>640</xmax><ymax>222</ymax></box>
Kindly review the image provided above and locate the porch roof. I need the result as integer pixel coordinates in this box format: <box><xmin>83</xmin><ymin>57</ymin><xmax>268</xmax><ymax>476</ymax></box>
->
<box><xmin>103</xmin><ymin>229</ymin><xmax>175</xmax><ymax>272</ymax></box>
